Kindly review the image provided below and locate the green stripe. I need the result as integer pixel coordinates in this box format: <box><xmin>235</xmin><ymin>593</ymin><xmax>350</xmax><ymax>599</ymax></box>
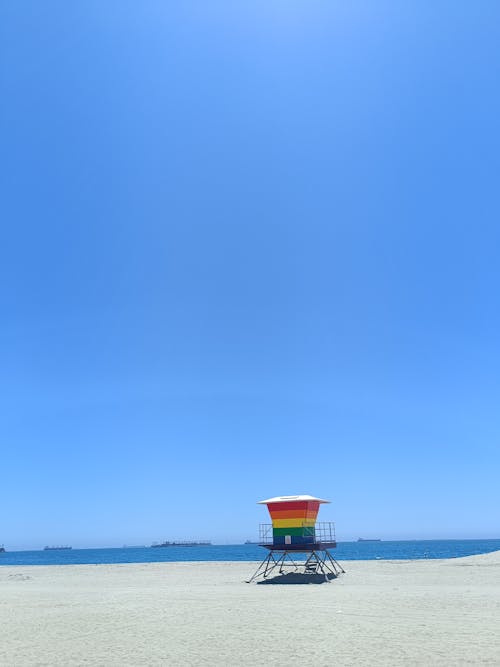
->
<box><xmin>272</xmin><ymin>527</ymin><xmax>307</xmax><ymax>537</ymax></box>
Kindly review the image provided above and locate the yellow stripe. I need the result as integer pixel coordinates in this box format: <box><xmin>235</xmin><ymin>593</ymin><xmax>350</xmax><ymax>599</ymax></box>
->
<box><xmin>272</xmin><ymin>518</ymin><xmax>316</xmax><ymax>529</ymax></box>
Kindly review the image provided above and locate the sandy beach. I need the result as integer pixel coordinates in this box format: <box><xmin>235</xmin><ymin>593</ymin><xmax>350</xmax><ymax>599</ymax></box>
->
<box><xmin>1</xmin><ymin>551</ymin><xmax>500</xmax><ymax>666</ymax></box>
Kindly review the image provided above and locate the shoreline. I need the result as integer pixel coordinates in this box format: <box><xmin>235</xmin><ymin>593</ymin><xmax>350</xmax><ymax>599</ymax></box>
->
<box><xmin>1</xmin><ymin>551</ymin><xmax>499</xmax><ymax>665</ymax></box>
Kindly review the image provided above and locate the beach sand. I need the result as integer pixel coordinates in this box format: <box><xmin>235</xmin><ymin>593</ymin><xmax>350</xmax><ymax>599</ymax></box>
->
<box><xmin>1</xmin><ymin>551</ymin><xmax>500</xmax><ymax>666</ymax></box>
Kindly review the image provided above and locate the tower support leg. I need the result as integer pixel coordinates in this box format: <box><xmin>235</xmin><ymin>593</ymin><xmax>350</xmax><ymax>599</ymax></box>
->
<box><xmin>246</xmin><ymin>552</ymin><xmax>282</xmax><ymax>583</ymax></box>
<box><xmin>247</xmin><ymin>549</ymin><xmax>345</xmax><ymax>582</ymax></box>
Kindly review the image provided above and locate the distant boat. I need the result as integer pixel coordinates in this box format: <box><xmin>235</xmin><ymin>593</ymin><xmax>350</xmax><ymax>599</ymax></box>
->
<box><xmin>357</xmin><ymin>538</ymin><xmax>381</xmax><ymax>542</ymax></box>
<box><xmin>44</xmin><ymin>546</ymin><xmax>72</xmax><ymax>551</ymax></box>
<box><xmin>151</xmin><ymin>541</ymin><xmax>211</xmax><ymax>548</ymax></box>
<box><xmin>244</xmin><ymin>540</ymin><xmax>260</xmax><ymax>544</ymax></box>
<box><xmin>0</xmin><ymin>545</ymin><xmax>5</xmax><ymax>553</ymax></box>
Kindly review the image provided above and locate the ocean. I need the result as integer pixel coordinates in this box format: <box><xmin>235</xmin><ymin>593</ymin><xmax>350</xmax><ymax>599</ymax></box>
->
<box><xmin>1</xmin><ymin>539</ymin><xmax>499</xmax><ymax>566</ymax></box>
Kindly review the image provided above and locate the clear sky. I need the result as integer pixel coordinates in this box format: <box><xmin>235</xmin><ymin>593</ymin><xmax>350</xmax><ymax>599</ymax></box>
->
<box><xmin>1</xmin><ymin>1</ymin><xmax>499</xmax><ymax>549</ymax></box>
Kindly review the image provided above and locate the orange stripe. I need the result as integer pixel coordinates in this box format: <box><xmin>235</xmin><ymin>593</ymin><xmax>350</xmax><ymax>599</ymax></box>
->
<box><xmin>269</xmin><ymin>510</ymin><xmax>308</xmax><ymax>520</ymax></box>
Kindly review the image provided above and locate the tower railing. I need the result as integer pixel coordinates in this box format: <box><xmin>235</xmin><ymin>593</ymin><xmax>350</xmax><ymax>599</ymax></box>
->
<box><xmin>259</xmin><ymin>523</ymin><xmax>273</xmax><ymax>544</ymax></box>
<box><xmin>258</xmin><ymin>522</ymin><xmax>336</xmax><ymax>545</ymax></box>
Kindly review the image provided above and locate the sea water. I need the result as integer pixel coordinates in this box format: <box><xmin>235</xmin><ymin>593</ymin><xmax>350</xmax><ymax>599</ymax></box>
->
<box><xmin>1</xmin><ymin>539</ymin><xmax>499</xmax><ymax>566</ymax></box>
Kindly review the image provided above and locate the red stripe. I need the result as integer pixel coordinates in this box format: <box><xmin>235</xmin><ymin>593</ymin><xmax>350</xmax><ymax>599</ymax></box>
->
<box><xmin>266</xmin><ymin>501</ymin><xmax>320</xmax><ymax>513</ymax></box>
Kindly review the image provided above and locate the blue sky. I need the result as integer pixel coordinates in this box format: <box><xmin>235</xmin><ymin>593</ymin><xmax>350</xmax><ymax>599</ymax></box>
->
<box><xmin>1</xmin><ymin>1</ymin><xmax>499</xmax><ymax>548</ymax></box>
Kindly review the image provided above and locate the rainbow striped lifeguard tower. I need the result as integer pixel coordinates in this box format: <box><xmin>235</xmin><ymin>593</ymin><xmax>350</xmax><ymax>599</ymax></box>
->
<box><xmin>247</xmin><ymin>494</ymin><xmax>345</xmax><ymax>582</ymax></box>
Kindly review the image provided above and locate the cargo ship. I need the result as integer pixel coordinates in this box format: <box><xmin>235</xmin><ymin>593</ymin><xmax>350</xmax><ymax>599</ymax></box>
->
<box><xmin>151</xmin><ymin>541</ymin><xmax>211</xmax><ymax>547</ymax></box>
<box><xmin>44</xmin><ymin>546</ymin><xmax>72</xmax><ymax>551</ymax></box>
<box><xmin>357</xmin><ymin>538</ymin><xmax>381</xmax><ymax>542</ymax></box>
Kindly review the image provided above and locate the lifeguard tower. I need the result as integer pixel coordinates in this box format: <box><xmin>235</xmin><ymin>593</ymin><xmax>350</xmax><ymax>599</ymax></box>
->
<box><xmin>247</xmin><ymin>494</ymin><xmax>344</xmax><ymax>582</ymax></box>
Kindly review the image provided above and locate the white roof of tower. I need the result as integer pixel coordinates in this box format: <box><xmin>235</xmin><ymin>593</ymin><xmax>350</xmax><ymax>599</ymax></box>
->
<box><xmin>258</xmin><ymin>495</ymin><xmax>330</xmax><ymax>504</ymax></box>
